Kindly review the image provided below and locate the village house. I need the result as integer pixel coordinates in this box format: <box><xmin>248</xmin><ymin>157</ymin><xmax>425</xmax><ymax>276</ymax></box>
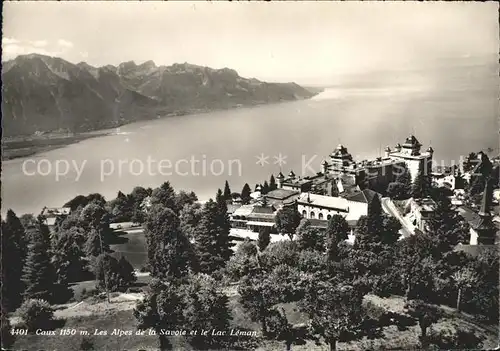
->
<box><xmin>41</xmin><ymin>206</ymin><xmax>71</xmax><ymax>231</ymax></box>
<box><xmin>406</xmin><ymin>197</ymin><xmax>437</xmax><ymax>232</ymax></box>
<box><xmin>229</xmin><ymin>200</ymin><xmax>278</xmax><ymax>233</ymax></box>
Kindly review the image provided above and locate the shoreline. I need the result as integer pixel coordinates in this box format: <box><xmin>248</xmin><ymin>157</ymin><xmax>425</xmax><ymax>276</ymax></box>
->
<box><xmin>2</xmin><ymin>94</ymin><xmax>320</xmax><ymax>162</ymax></box>
<box><xmin>2</xmin><ymin>131</ymin><xmax>111</xmax><ymax>161</ymax></box>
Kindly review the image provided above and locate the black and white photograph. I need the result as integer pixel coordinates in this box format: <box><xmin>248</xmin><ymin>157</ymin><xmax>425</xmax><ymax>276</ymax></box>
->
<box><xmin>1</xmin><ymin>1</ymin><xmax>499</xmax><ymax>350</ymax></box>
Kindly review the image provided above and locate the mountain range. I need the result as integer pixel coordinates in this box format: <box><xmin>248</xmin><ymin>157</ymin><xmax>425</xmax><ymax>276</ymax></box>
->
<box><xmin>2</xmin><ymin>54</ymin><xmax>317</xmax><ymax>137</ymax></box>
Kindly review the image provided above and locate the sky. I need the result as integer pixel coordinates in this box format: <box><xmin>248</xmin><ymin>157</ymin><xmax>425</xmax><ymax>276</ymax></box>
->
<box><xmin>2</xmin><ymin>1</ymin><xmax>498</xmax><ymax>84</ymax></box>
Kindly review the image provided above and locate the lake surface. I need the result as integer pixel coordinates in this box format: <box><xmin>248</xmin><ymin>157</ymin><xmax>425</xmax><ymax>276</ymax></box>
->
<box><xmin>2</xmin><ymin>59</ymin><xmax>498</xmax><ymax>216</ymax></box>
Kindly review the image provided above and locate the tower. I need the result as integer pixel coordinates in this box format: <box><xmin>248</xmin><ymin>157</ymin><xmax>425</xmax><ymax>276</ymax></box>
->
<box><xmin>384</xmin><ymin>146</ymin><xmax>391</xmax><ymax>159</ymax></box>
<box><xmin>322</xmin><ymin>160</ymin><xmax>329</xmax><ymax>175</ymax></box>
<box><xmin>277</xmin><ymin>171</ymin><xmax>285</xmax><ymax>189</ymax></box>
<box><xmin>400</xmin><ymin>135</ymin><xmax>422</xmax><ymax>156</ymax></box>
<box><xmin>472</xmin><ymin>179</ymin><xmax>497</xmax><ymax>245</ymax></box>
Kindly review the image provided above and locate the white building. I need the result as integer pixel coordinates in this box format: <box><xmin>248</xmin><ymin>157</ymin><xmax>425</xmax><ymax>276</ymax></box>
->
<box><xmin>296</xmin><ymin>191</ymin><xmax>372</xmax><ymax>223</ymax></box>
<box><xmin>388</xmin><ymin>135</ymin><xmax>433</xmax><ymax>183</ymax></box>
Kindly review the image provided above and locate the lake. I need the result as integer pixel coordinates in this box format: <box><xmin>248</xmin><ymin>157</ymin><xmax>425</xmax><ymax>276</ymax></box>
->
<box><xmin>2</xmin><ymin>60</ymin><xmax>498</xmax><ymax>216</ymax></box>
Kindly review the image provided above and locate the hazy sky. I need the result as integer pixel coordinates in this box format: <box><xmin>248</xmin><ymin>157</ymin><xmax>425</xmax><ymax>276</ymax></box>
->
<box><xmin>2</xmin><ymin>1</ymin><xmax>498</xmax><ymax>83</ymax></box>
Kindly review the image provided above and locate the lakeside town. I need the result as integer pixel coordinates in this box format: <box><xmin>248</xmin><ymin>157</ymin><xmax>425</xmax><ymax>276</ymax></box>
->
<box><xmin>2</xmin><ymin>133</ymin><xmax>499</xmax><ymax>350</ymax></box>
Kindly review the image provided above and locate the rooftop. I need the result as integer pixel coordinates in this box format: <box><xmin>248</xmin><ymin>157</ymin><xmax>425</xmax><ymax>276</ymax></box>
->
<box><xmin>41</xmin><ymin>207</ymin><xmax>71</xmax><ymax>217</ymax></box>
<box><xmin>412</xmin><ymin>198</ymin><xmax>437</xmax><ymax>212</ymax></box>
<box><xmin>345</xmin><ymin>189</ymin><xmax>379</xmax><ymax>204</ymax></box>
<box><xmin>297</xmin><ymin>193</ymin><xmax>349</xmax><ymax>212</ymax></box>
<box><xmin>402</xmin><ymin>134</ymin><xmax>422</xmax><ymax>148</ymax></box>
<box><xmin>266</xmin><ymin>188</ymin><xmax>300</xmax><ymax>200</ymax></box>
<box><xmin>232</xmin><ymin>205</ymin><xmax>254</xmax><ymax>217</ymax></box>
<box><xmin>227</xmin><ymin>204</ymin><xmax>242</xmax><ymax>214</ymax></box>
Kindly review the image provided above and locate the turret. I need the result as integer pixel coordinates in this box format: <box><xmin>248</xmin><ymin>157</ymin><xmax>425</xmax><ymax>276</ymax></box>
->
<box><xmin>322</xmin><ymin>160</ymin><xmax>329</xmax><ymax>175</ymax></box>
<box><xmin>288</xmin><ymin>170</ymin><xmax>296</xmax><ymax>181</ymax></box>
<box><xmin>395</xmin><ymin>143</ymin><xmax>402</xmax><ymax>152</ymax></box>
<box><xmin>427</xmin><ymin>146</ymin><xmax>434</xmax><ymax>157</ymax></box>
<box><xmin>473</xmin><ymin>179</ymin><xmax>496</xmax><ymax>245</ymax></box>
<box><xmin>384</xmin><ymin>146</ymin><xmax>391</xmax><ymax>158</ymax></box>
<box><xmin>277</xmin><ymin>171</ymin><xmax>285</xmax><ymax>188</ymax></box>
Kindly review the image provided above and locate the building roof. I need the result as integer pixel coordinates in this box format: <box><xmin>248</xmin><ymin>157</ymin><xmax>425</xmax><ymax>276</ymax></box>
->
<box><xmin>266</xmin><ymin>188</ymin><xmax>299</xmax><ymax>200</ymax></box>
<box><xmin>41</xmin><ymin>207</ymin><xmax>71</xmax><ymax>217</ymax></box>
<box><xmin>251</xmin><ymin>205</ymin><xmax>275</xmax><ymax>214</ymax></box>
<box><xmin>411</xmin><ymin>198</ymin><xmax>437</xmax><ymax>212</ymax></box>
<box><xmin>402</xmin><ymin>134</ymin><xmax>422</xmax><ymax>148</ymax></box>
<box><xmin>345</xmin><ymin>189</ymin><xmax>379</xmax><ymax>204</ymax></box>
<box><xmin>297</xmin><ymin>193</ymin><xmax>349</xmax><ymax>212</ymax></box>
<box><xmin>330</xmin><ymin>144</ymin><xmax>354</xmax><ymax>165</ymax></box>
<box><xmin>232</xmin><ymin>205</ymin><xmax>254</xmax><ymax>217</ymax></box>
<box><xmin>283</xmin><ymin>178</ymin><xmax>312</xmax><ymax>187</ymax></box>
<box><xmin>227</xmin><ymin>204</ymin><xmax>241</xmax><ymax>214</ymax></box>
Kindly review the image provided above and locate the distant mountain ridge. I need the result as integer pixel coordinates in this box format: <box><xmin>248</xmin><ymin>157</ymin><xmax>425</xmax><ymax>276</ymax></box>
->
<box><xmin>2</xmin><ymin>54</ymin><xmax>316</xmax><ymax>137</ymax></box>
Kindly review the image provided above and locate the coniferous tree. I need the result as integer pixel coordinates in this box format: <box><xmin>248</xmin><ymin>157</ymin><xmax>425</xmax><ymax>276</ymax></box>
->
<box><xmin>258</xmin><ymin>227</ymin><xmax>271</xmax><ymax>251</ymax></box>
<box><xmin>84</xmin><ymin>228</ymin><xmax>110</xmax><ymax>258</ymax></box>
<box><xmin>241</xmin><ymin>183</ymin><xmax>252</xmax><ymax>204</ymax></box>
<box><xmin>427</xmin><ymin>192</ymin><xmax>469</xmax><ymax>255</ymax></box>
<box><xmin>1</xmin><ymin>210</ymin><xmax>27</xmax><ymax>311</ymax></box>
<box><xmin>110</xmin><ymin>191</ymin><xmax>132</xmax><ymax>222</ymax></box>
<box><xmin>179</xmin><ymin>202</ymin><xmax>203</xmax><ymax>241</ymax></box>
<box><xmin>223</xmin><ymin>180</ymin><xmax>232</xmax><ymax>201</ymax></box>
<box><xmin>412</xmin><ymin>163</ymin><xmax>432</xmax><ymax>199</ymax></box>
<box><xmin>129</xmin><ymin>186</ymin><xmax>150</xmax><ymax>223</ymax></box>
<box><xmin>195</xmin><ymin>200</ymin><xmax>227</xmax><ymax>274</ymax></box>
<box><xmin>324</xmin><ymin>215</ymin><xmax>349</xmax><ymax>262</ymax></box>
<box><xmin>144</xmin><ymin>205</ymin><xmax>194</xmax><ymax>279</ymax></box>
<box><xmin>150</xmin><ymin>181</ymin><xmax>178</xmax><ymax>211</ymax></box>
<box><xmin>269</xmin><ymin>175</ymin><xmax>277</xmax><ymax>191</ymax></box>
<box><xmin>215</xmin><ymin>189</ymin><xmax>234</xmax><ymax>262</ymax></box>
<box><xmin>51</xmin><ymin>229</ymin><xmax>86</xmax><ymax>283</ymax></box>
<box><xmin>92</xmin><ymin>254</ymin><xmax>136</xmax><ymax>292</ymax></box>
<box><xmin>22</xmin><ymin>224</ymin><xmax>57</xmax><ymax>303</ymax></box>
<box><xmin>175</xmin><ymin>191</ymin><xmax>198</xmax><ymax>213</ymax></box>
<box><xmin>262</xmin><ymin>181</ymin><xmax>270</xmax><ymax>195</ymax></box>
<box><xmin>396</xmin><ymin>164</ymin><xmax>412</xmax><ymax>198</ymax></box>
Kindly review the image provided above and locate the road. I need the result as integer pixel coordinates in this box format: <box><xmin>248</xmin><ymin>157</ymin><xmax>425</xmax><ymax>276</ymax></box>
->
<box><xmin>380</xmin><ymin>197</ymin><xmax>414</xmax><ymax>238</ymax></box>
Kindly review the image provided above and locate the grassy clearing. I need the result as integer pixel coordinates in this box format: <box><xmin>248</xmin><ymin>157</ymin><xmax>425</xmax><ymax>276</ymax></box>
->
<box><xmin>10</xmin><ymin>291</ymin><xmax>498</xmax><ymax>350</ymax></box>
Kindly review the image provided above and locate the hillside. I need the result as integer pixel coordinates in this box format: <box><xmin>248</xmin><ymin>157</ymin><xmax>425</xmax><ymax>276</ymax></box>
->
<box><xmin>1</xmin><ymin>54</ymin><xmax>316</xmax><ymax>137</ymax></box>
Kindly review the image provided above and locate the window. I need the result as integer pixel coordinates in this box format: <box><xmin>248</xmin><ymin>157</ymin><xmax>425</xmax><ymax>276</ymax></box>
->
<box><xmin>318</xmin><ymin>213</ymin><xmax>324</xmax><ymax>220</ymax></box>
<box><xmin>302</xmin><ymin>210</ymin><xmax>307</xmax><ymax>217</ymax></box>
<box><xmin>327</xmin><ymin>215</ymin><xmax>332</xmax><ymax>220</ymax></box>
<box><xmin>310</xmin><ymin>211</ymin><xmax>315</xmax><ymax>219</ymax></box>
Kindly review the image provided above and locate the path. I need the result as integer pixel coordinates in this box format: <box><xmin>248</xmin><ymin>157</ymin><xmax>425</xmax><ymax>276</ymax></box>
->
<box><xmin>381</xmin><ymin>197</ymin><xmax>414</xmax><ymax>238</ymax></box>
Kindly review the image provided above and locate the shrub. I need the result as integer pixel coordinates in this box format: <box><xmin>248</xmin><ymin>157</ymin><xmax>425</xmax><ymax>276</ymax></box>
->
<box><xmin>91</xmin><ymin>254</ymin><xmax>136</xmax><ymax>292</ymax></box>
<box><xmin>1</xmin><ymin>307</ymin><xmax>15</xmax><ymax>348</ymax></box>
<box><xmin>79</xmin><ymin>336</ymin><xmax>95</xmax><ymax>351</ymax></box>
<box><xmin>427</xmin><ymin>327</ymin><xmax>484</xmax><ymax>350</ymax></box>
<box><xmin>18</xmin><ymin>299</ymin><xmax>54</xmax><ymax>332</ymax></box>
